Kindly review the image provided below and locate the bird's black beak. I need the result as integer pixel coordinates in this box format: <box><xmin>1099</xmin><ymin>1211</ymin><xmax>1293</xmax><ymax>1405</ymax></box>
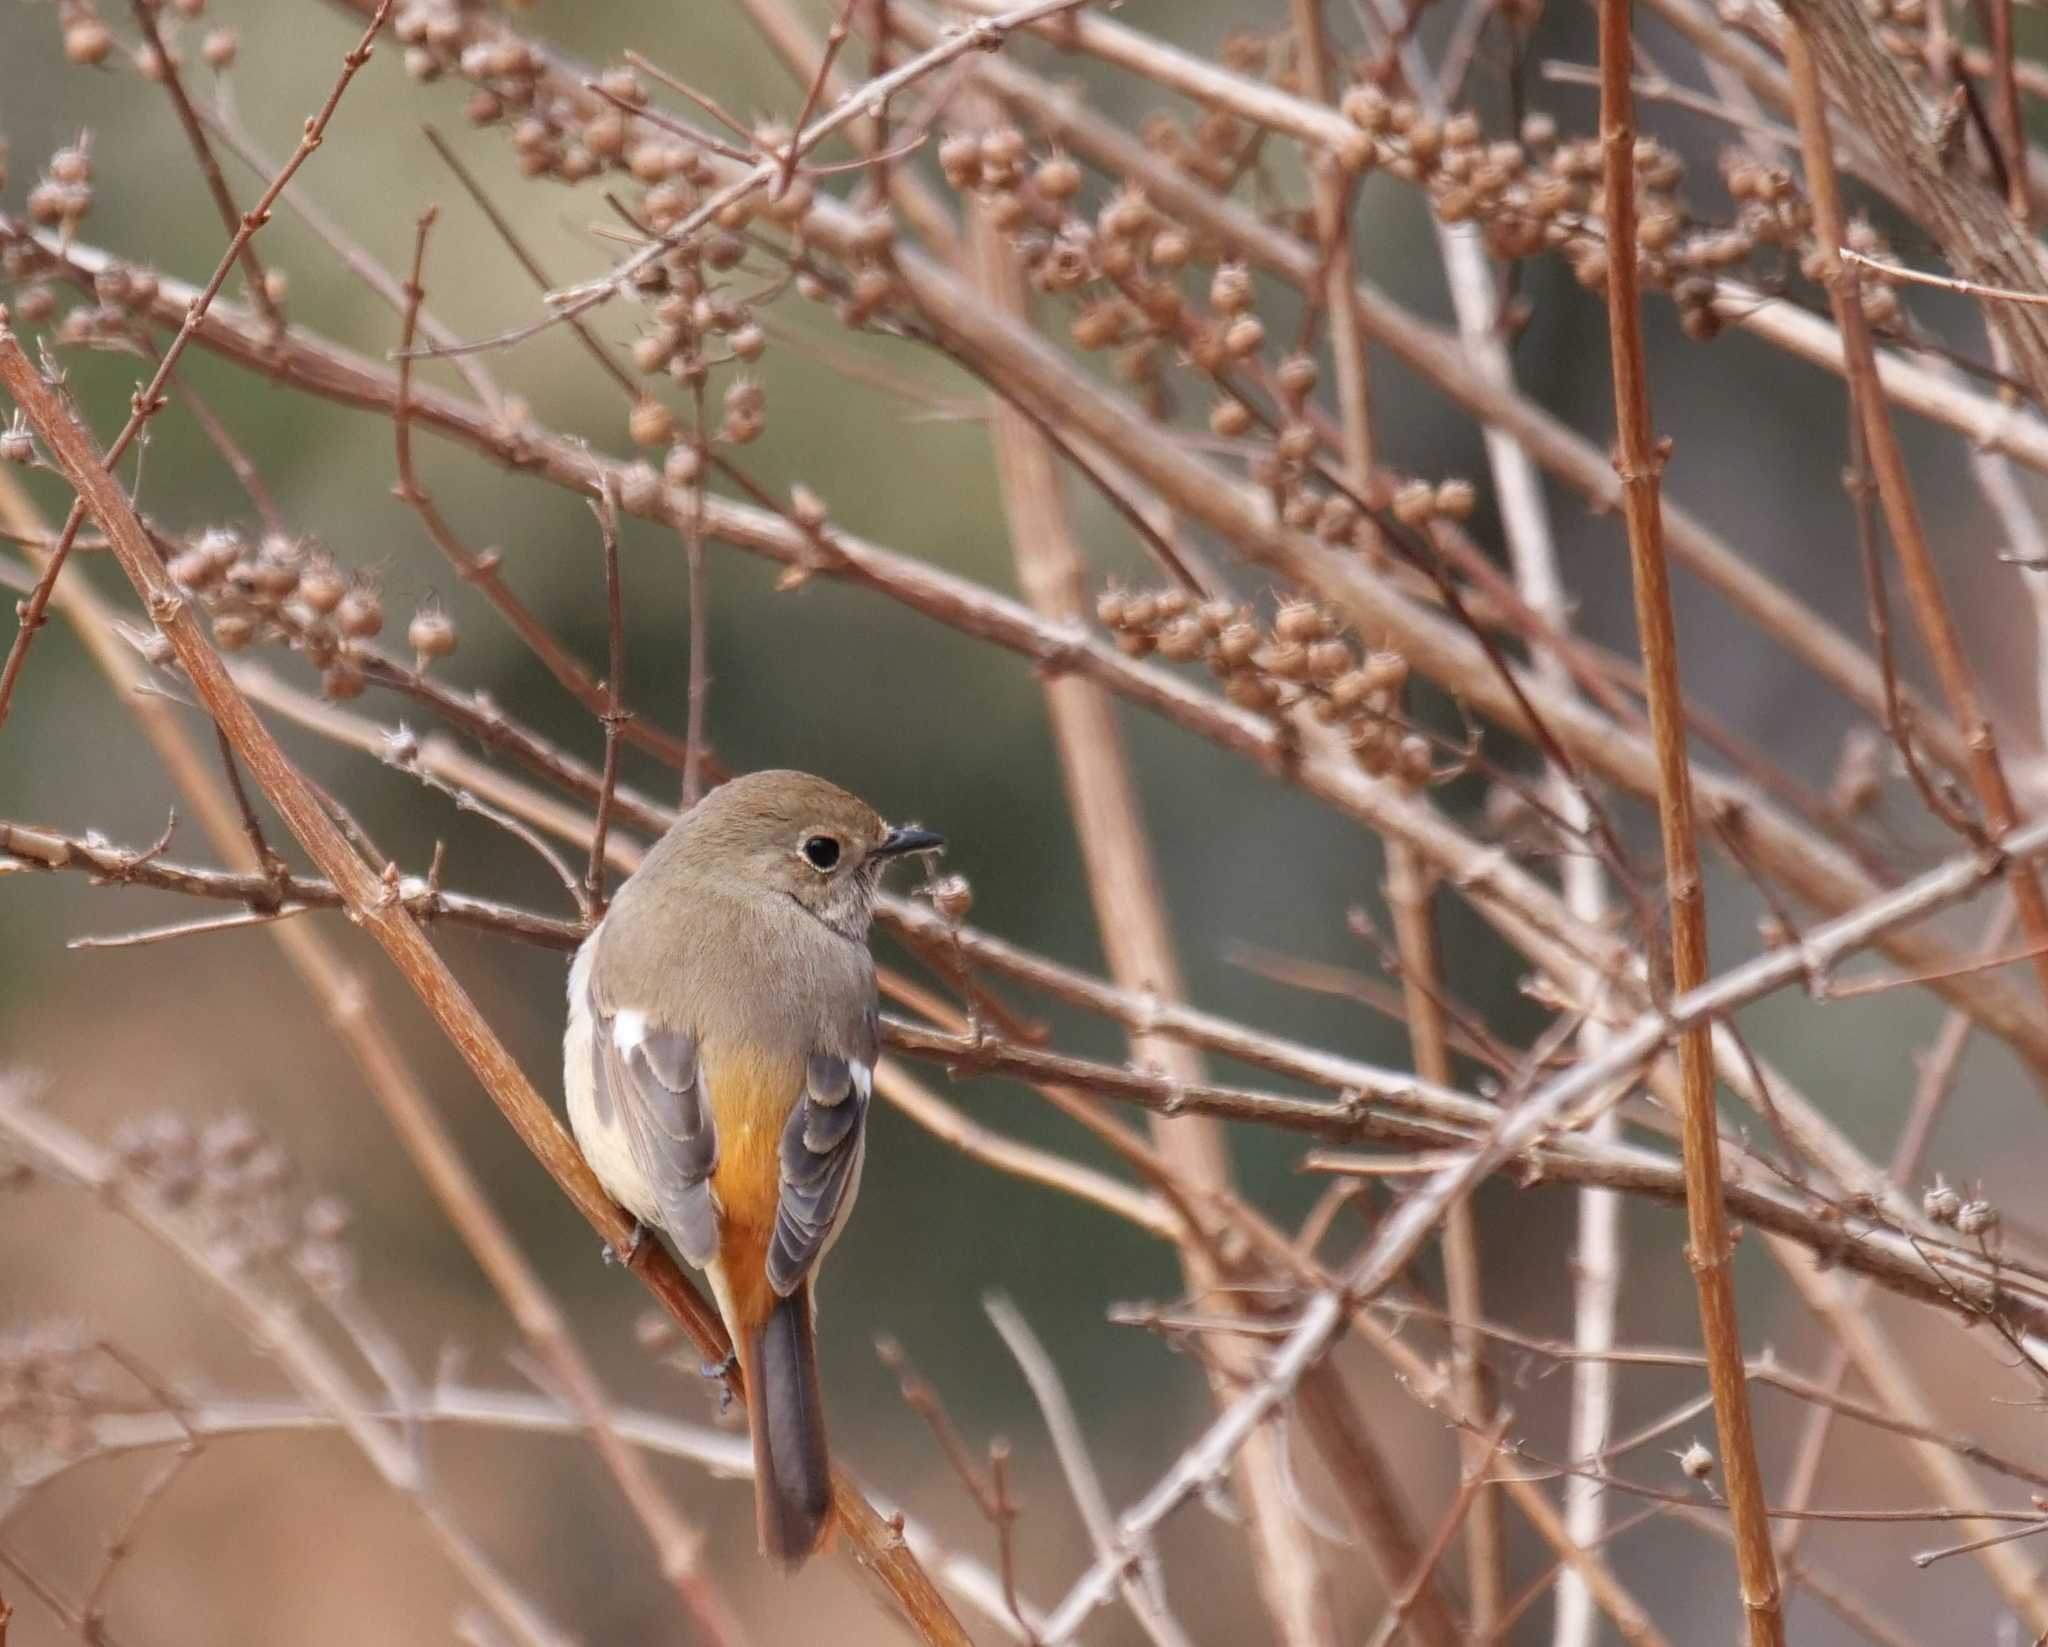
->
<box><xmin>874</xmin><ymin>824</ymin><xmax>945</xmax><ymax>860</ymax></box>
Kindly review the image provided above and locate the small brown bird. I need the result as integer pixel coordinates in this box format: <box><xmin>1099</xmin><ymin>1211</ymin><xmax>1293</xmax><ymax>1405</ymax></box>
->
<box><xmin>564</xmin><ymin>770</ymin><xmax>942</xmax><ymax>1564</ymax></box>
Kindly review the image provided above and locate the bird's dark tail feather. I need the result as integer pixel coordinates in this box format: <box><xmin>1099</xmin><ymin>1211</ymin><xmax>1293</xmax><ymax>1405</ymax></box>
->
<box><xmin>742</xmin><ymin>1284</ymin><xmax>833</xmax><ymax>1566</ymax></box>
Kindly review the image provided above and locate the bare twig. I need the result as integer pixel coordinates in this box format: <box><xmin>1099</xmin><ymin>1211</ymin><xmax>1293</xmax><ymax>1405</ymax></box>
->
<box><xmin>985</xmin><ymin>1294</ymin><xmax>1191</xmax><ymax>1647</ymax></box>
<box><xmin>391</xmin><ymin>210</ymin><xmax>692</xmax><ymax>776</ymax></box>
<box><xmin>1598</xmin><ymin>3</ymin><xmax>1783</xmax><ymax>1635</ymax></box>
<box><xmin>587</xmin><ymin>480</ymin><xmax>627</xmax><ymax>915</ymax></box>
<box><xmin>127</xmin><ymin>0</ymin><xmax>283</xmax><ymax>331</ymax></box>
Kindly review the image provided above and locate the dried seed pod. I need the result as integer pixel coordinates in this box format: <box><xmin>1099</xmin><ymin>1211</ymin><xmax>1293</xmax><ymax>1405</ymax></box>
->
<box><xmin>408</xmin><ymin>603</ymin><xmax>457</xmax><ymax>663</ymax></box>
<box><xmin>1157</xmin><ymin>616</ymin><xmax>1206</xmax><ymax>661</ymax></box>
<box><xmin>1275</xmin><ymin>423</ymin><xmax>1317</xmax><ymax>463</ymax></box>
<box><xmin>212</xmin><ymin>612</ymin><xmax>256</xmax><ymax>651</ymax></box>
<box><xmin>1392</xmin><ymin>480</ymin><xmax>1437</xmax><ymax>526</ymax></box>
<box><xmin>1222</xmin><ymin>315</ymin><xmax>1266</xmax><ymax>358</ymax></box>
<box><xmin>1254</xmin><ymin>641</ymin><xmax>1309</xmax><ymax>681</ymax></box>
<box><xmin>1316</xmin><ymin>495</ymin><xmax>1359</xmax><ymax>542</ymax></box>
<box><xmin>1098</xmin><ymin>188</ymin><xmax>1155</xmax><ymax>241</ymax></box>
<box><xmin>249</xmin><ymin>556</ymin><xmax>300</xmax><ymax>602</ymax></box>
<box><xmin>929</xmin><ymin>874</ymin><xmax>973</xmax><ymax>919</ymax></box>
<box><xmin>1275</xmin><ymin>352</ymin><xmax>1318</xmax><ymax>400</ymax></box>
<box><xmin>1034</xmin><ymin>153</ymin><xmax>1082</xmax><ymax>200</ymax></box>
<box><xmin>1225</xmin><ymin>670</ymin><xmax>1279</xmax><ymax>712</ymax></box>
<box><xmin>1360</xmin><ymin>649</ymin><xmax>1409</xmax><ymax>693</ymax></box>
<box><xmin>1071</xmin><ymin>302</ymin><xmax>1128</xmax><ymax>351</ymax></box>
<box><xmin>980</xmin><ymin>126</ymin><xmax>1027</xmax><ymax>172</ymax></box>
<box><xmin>1209</xmin><ymin>397</ymin><xmax>1253</xmax><ymax>439</ymax></box>
<box><xmin>298</xmin><ymin>557</ymin><xmax>346</xmax><ymax>615</ymax></box>
<box><xmin>1341</xmin><ymin>84</ymin><xmax>1391</xmax><ymax>131</ymax></box>
<box><xmin>203</xmin><ymin>27</ymin><xmax>238</xmax><ymax>68</ymax></box>
<box><xmin>335</xmin><ymin>586</ymin><xmax>383</xmax><ymax>641</ymax></box>
<box><xmin>27</xmin><ymin>181</ymin><xmax>71</xmax><ymax>227</ymax></box>
<box><xmin>715</xmin><ymin>371</ymin><xmax>766</xmax><ymax>428</ymax></box>
<box><xmin>664</xmin><ymin>443</ymin><xmax>702</xmax><ymax>489</ymax></box>
<box><xmin>939</xmin><ymin>132</ymin><xmax>982</xmax><ymax>189</ymax></box>
<box><xmin>1149</xmin><ymin>228</ymin><xmax>1191</xmax><ymax>269</ymax></box>
<box><xmin>1396</xmin><ymin>734</ymin><xmax>1433</xmax><ymax>785</ymax></box>
<box><xmin>1216</xmin><ymin>620</ymin><xmax>1259</xmax><ymax>667</ymax></box>
<box><xmin>1210</xmin><ymin>263</ymin><xmax>1254</xmax><ymax>313</ymax></box>
<box><xmin>1274</xmin><ymin>600</ymin><xmax>1328</xmax><ymax>643</ymax></box>
<box><xmin>1678</xmin><ymin>1441</ymin><xmax>1715</xmax><ymax>1481</ymax></box>
<box><xmin>1328</xmin><ymin>668</ymin><xmax>1377</xmax><ymax>712</ymax></box>
<box><xmin>618</xmin><ymin>461</ymin><xmax>662</xmax><ymax>513</ymax></box>
<box><xmin>168</xmin><ymin>547</ymin><xmax>220</xmax><ymax>590</ymax></box>
<box><xmin>1956</xmin><ymin>1198</ymin><xmax>1999</xmax><ymax>1237</ymax></box>
<box><xmin>1434</xmin><ymin>479</ymin><xmax>1477</xmax><ymax>521</ymax></box>
<box><xmin>322</xmin><ymin>658</ymin><xmax>367</xmax><ymax>700</ymax></box>
<box><xmin>629</xmin><ymin>397</ymin><xmax>673</xmax><ymax>447</ymax></box>
<box><xmin>65</xmin><ymin>19</ymin><xmax>114</xmax><ymax>63</ymax></box>
<box><xmin>0</xmin><ymin>427</ymin><xmax>34</xmax><ymax>465</ymax></box>
<box><xmin>1306</xmin><ymin>639</ymin><xmax>1351</xmax><ymax>683</ymax></box>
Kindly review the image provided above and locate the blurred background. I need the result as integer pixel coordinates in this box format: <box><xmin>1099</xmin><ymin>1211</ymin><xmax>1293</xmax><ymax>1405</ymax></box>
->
<box><xmin>5</xmin><ymin>1</ymin><xmax>2048</xmax><ymax>1642</ymax></box>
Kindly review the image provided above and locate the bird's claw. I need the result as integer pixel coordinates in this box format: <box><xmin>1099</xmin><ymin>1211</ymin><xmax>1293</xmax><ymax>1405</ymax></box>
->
<box><xmin>701</xmin><ymin>1352</ymin><xmax>737</xmax><ymax>1412</ymax></box>
<box><xmin>601</xmin><ymin>1221</ymin><xmax>648</xmax><ymax>1266</ymax></box>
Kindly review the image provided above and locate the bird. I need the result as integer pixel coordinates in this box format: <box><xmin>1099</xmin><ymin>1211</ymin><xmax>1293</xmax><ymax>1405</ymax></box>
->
<box><xmin>563</xmin><ymin>769</ymin><xmax>943</xmax><ymax>1564</ymax></box>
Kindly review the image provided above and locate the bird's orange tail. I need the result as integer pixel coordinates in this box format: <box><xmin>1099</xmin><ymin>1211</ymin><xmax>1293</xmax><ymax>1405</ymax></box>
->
<box><xmin>736</xmin><ymin>1282</ymin><xmax>833</xmax><ymax>1566</ymax></box>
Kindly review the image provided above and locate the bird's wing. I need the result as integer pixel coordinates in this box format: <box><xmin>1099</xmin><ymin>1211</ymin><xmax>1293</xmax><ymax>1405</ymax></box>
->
<box><xmin>586</xmin><ymin>979</ymin><xmax>720</xmax><ymax>1267</ymax></box>
<box><xmin>767</xmin><ymin>1042</ymin><xmax>873</xmax><ymax>1297</ymax></box>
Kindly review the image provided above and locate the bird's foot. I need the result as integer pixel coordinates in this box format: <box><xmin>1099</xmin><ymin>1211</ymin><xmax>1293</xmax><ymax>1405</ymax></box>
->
<box><xmin>701</xmin><ymin>1352</ymin><xmax>737</xmax><ymax>1413</ymax></box>
<box><xmin>601</xmin><ymin>1221</ymin><xmax>648</xmax><ymax>1266</ymax></box>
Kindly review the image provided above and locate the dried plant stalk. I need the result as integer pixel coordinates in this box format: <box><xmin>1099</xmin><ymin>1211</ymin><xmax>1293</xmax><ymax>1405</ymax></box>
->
<box><xmin>1595</xmin><ymin>1</ymin><xmax>1785</xmax><ymax>1639</ymax></box>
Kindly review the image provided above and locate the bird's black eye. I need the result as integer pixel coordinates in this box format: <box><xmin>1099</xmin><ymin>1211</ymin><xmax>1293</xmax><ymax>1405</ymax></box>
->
<box><xmin>802</xmin><ymin>835</ymin><xmax>842</xmax><ymax>871</ymax></box>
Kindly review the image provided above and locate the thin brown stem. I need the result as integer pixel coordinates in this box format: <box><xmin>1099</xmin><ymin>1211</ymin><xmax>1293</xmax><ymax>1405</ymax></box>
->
<box><xmin>681</xmin><ymin>383</ymin><xmax>710</xmax><ymax>808</ymax></box>
<box><xmin>1598</xmin><ymin>1</ymin><xmax>1784</xmax><ymax>1638</ymax></box>
<box><xmin>587</xmin><ymin>480</ymin><xmax>627</xmax><ymax>915</ymax></box>
<box><xmin>419</xmin><ymin>125</ymin><xmax>638</xmax><ymax>401</ymax></box>
<box><xmin>127</xmin><ymin>0</ymin><xmax>282</xmax><ymax>332</ymax></box>
<box><xmin>392</xmin><ymin>210</ymin><xmax>691</xmax><ymax>774</ymax></box>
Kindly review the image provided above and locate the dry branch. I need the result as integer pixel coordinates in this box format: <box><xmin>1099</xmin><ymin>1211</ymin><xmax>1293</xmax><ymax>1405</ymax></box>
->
<box><xmin>1597</xmin><ymin>0</ymin><xmax>1784</xmax><ymax>1633</ymax></box>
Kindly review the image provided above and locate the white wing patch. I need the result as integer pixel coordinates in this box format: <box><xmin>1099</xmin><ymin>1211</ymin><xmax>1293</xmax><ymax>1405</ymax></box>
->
<box><xmin>613</xmin><ymin>1008</ymin><xmax>648</xmax><ymax>1053</ymax></box>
